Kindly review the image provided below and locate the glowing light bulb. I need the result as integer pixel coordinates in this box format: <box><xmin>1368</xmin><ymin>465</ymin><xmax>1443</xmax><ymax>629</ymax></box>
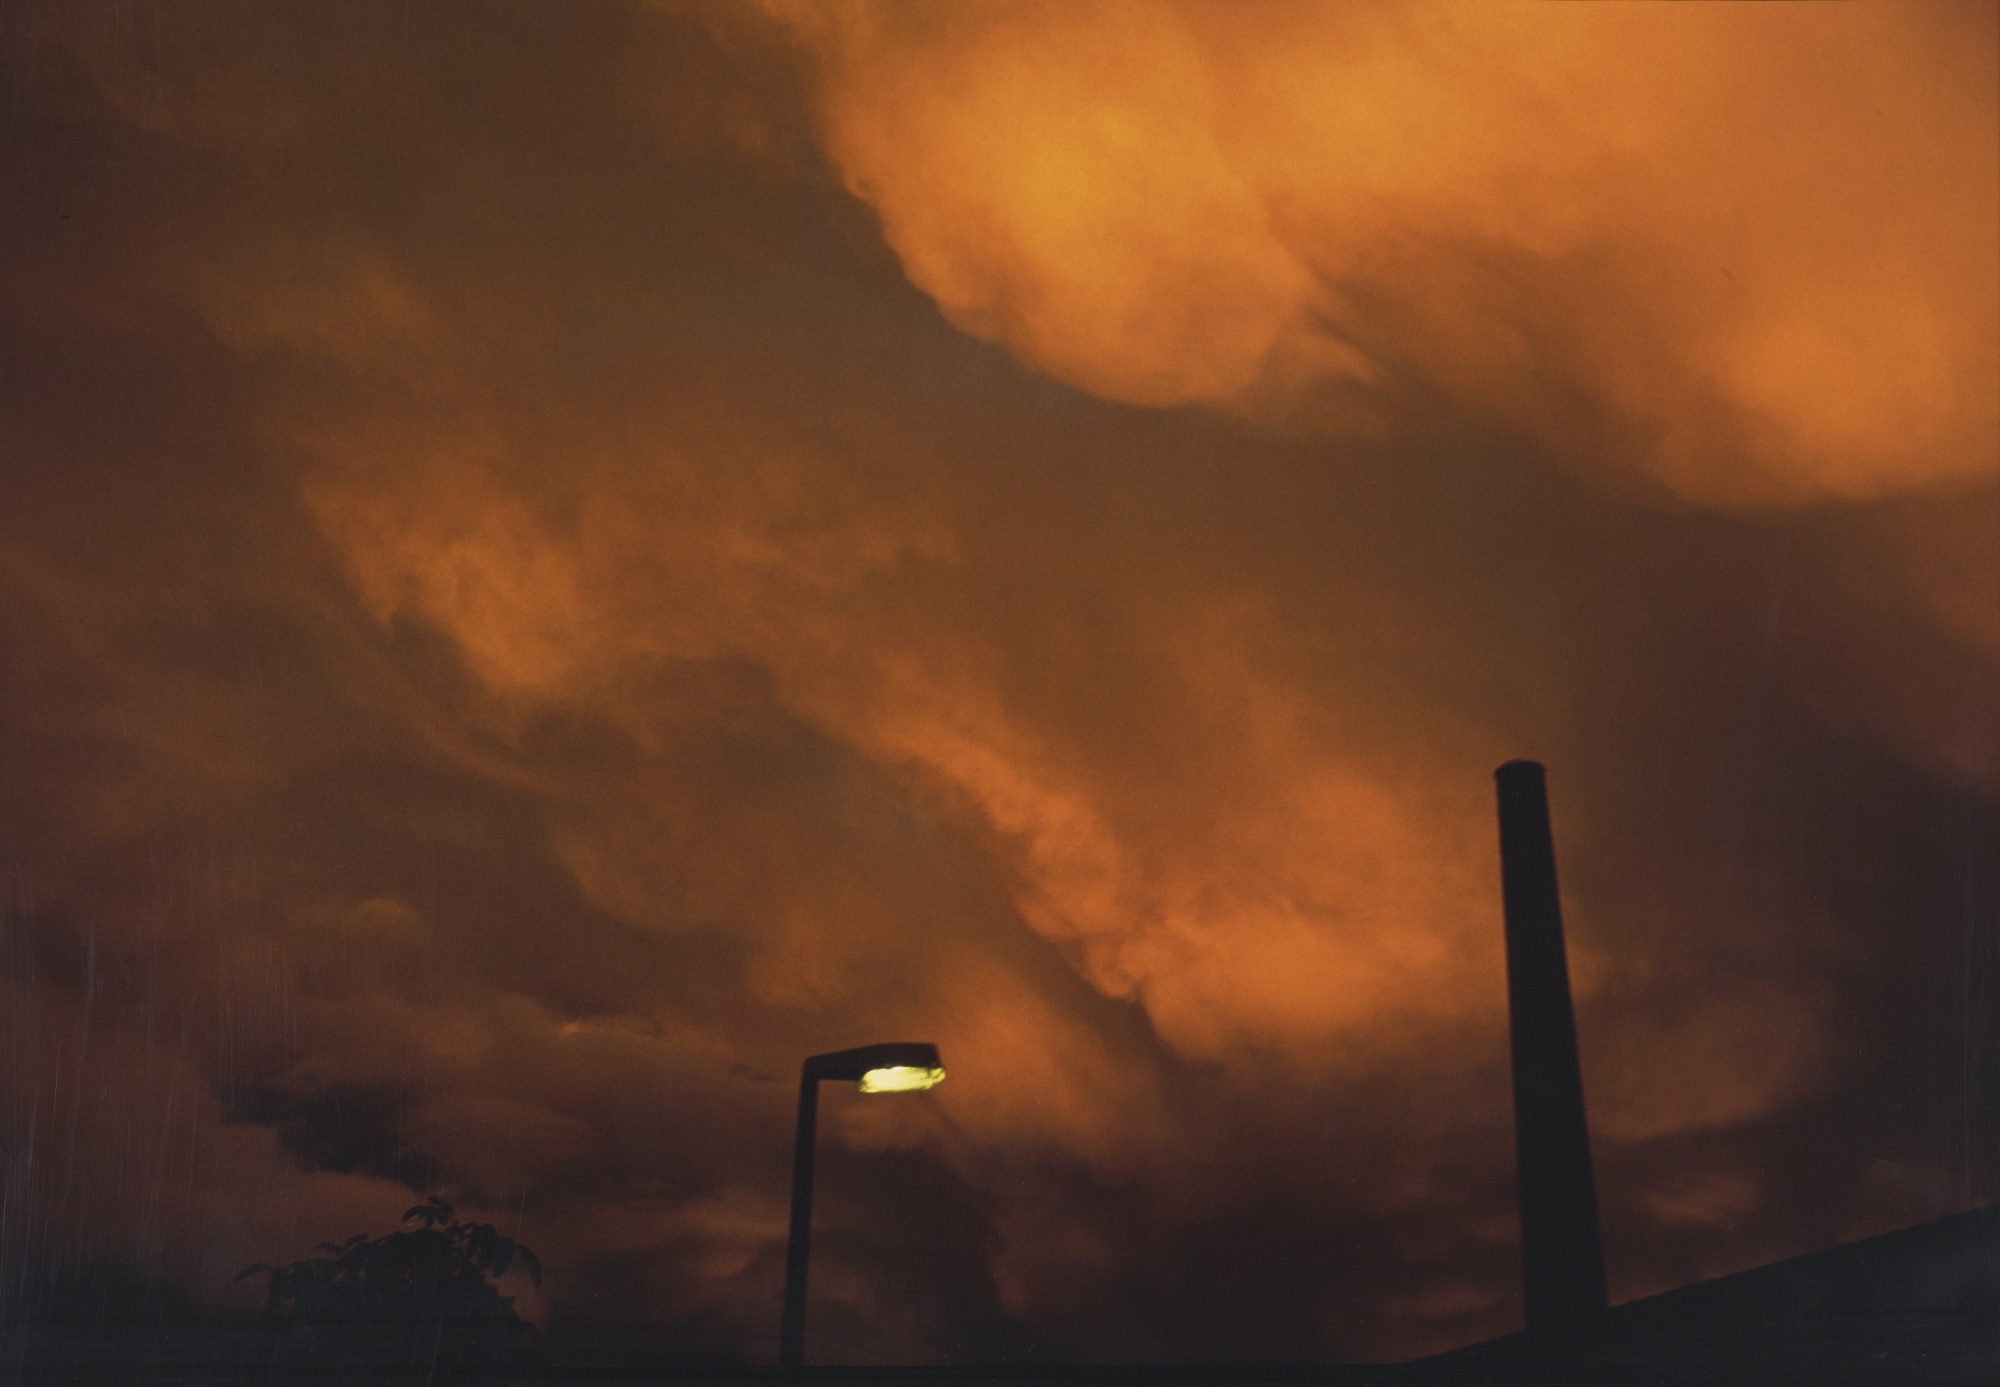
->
<box><xmin>857</xmin><ymin>1064</ymin><xmax>946</xmax><ymax>1094</ymax></box>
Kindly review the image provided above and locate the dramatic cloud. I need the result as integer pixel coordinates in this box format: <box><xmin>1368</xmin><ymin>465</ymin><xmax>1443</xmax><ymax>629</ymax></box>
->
<box><xmin>0</xmin><ymin>0</ymin><xmax>1992</xmax><ymax>1365</ymax></box>
<box><xmin>786</xmin><ymin>0</ymin><xmax>1998</xmax><ymax>507</ymax></box>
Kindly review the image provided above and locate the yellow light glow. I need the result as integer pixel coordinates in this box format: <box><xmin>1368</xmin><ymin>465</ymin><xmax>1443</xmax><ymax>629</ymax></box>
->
<box><xmin>857</xmin><ymin>1064</ymin><xmax>947</xmax><ymax>1094</ymax></box>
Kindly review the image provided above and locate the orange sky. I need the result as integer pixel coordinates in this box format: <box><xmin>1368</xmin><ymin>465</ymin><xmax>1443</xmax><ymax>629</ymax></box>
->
<box><xmin>0</xmin><ymin>0</ymin><xmax>1995</xmax><ymax>1364</ymax></box>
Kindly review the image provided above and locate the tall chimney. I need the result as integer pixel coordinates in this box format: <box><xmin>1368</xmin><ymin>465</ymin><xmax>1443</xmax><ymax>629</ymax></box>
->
<box><xmin>1494</xmin><ymin>760</ymin><xmax>1608</xmax><ymax>1334</ymax></box>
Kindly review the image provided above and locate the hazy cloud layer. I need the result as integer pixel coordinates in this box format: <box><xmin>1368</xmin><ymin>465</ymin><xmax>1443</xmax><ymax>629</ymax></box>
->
<box><xmin>0</xmin><ymin>0</ymin><xmax>1993</xmax><ymax>1364</ymax></box>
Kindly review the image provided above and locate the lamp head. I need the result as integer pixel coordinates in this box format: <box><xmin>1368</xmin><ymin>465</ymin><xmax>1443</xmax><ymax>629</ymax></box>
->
<box><xmin>804</xmin><ymin>1042</ymin><xmax>946</xmax><ymax>1093</ymax></box>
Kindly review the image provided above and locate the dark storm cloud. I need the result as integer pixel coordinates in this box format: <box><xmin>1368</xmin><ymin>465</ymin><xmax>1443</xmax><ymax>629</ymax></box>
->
<box><xmin>0</xmin><ymin>0</ymin><xmax>1993</xmax><ymax>1365</ymax></box>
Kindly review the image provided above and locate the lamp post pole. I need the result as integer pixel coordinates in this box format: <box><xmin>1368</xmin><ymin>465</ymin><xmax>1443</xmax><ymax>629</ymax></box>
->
<box><xmin>777</xmin><ymin>1042</ymin><xmax>946</xmax><ymax>1369</ymax></box>
<box><xmin>779</xmin><ymin>1070</ymin><xmax>822</xmax><ymax>1367</ymax></box>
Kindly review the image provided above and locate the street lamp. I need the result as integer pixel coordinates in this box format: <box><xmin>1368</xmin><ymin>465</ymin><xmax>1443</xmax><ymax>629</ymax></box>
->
<box><xmin>779</xmin><ymin>1041</ymin><xmax>947</xmax><ymax>1367</ymax></box>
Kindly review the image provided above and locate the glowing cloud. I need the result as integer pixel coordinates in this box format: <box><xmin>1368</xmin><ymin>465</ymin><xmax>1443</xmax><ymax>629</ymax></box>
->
<box><xmin>783</xmin><ymin>0</ymin><xmax>1999</xmax><ymax>506</ymax></box>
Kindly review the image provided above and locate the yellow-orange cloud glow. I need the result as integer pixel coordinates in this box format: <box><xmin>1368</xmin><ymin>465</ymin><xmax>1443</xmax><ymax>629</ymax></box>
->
<box><xmin>780</xmin><ymin>0</ymin><xmax>1999</xmax><ymax>507</ymax></box>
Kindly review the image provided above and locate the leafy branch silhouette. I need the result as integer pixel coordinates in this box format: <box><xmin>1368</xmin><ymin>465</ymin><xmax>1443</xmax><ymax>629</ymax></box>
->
<box><xmin>238</xmin><ymin>1196</ymin><xmax>542</xmax><ymax>1351</ymax></box>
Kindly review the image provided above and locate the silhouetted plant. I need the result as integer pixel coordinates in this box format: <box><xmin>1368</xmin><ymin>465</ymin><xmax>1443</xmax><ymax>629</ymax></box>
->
<box><xmin>238</xmin><ymin>1196</ymin><xmax>542</xmax><ymax>1353</ymax></box>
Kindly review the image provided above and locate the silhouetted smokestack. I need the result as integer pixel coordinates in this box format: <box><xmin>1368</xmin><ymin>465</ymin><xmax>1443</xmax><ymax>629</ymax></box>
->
<box><xmin>1495</xmin><ymin>760</ymin><xmax>1608</xmax><ymax>1334</ymax></box>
